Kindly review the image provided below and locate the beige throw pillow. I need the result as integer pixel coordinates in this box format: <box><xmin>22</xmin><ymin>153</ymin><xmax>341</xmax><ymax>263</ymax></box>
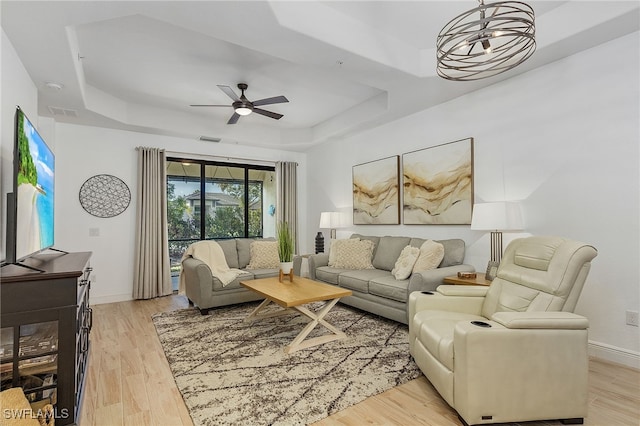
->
<box><xmin>330</xmin><ymin>239</ymin><xmax>375</xmax><ymax>270</ymax></box>
<box><xmin>327</xmin><ymin>238</ymin><xmax>349</xmax><ymax>267</ymax></box>
<box><xmin>392</xmin><ymin>245</ymin><xmax>420</xmax><ymax>280</ymax></box>
<box><xmin>413</xmin><ymin>240</ymin><xmax>445</xmax><ymax>273</ymax></box>
<box><xmin>246</xmin><ymin>240</ymin><xmax>280</xmax><ymax>269</ymax></box>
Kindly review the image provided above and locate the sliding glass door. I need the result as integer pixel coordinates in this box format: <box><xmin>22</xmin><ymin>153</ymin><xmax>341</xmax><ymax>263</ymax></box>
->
<box><xmin>166</xmin><ymin>158</ymin><xmax>276</xmax><ymax>288</ymax></box>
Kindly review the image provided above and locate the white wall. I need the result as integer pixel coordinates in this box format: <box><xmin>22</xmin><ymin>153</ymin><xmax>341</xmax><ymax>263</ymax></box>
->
<box><xmin>54</xmin><ymin>123</ymin><xmax>307</xmax><ymax>304</ymax></box>
<box><xmin>305</xmin><ymin>33</ymin><xmax>640</xmax><ymax>368</ymax></box>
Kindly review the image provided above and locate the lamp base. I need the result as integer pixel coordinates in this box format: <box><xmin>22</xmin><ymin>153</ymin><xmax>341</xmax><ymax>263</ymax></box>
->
<box><xmin>315</xmin><ymin>232</ymin><xmax>325</xmax><ymax>254</ymax></box>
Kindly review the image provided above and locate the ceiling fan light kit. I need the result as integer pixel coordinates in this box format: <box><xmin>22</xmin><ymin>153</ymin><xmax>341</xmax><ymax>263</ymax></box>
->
<box><xmin>436</xmin><ymin>0</ymin><xmax>536</xmax><ymax>81</ymax></box>
<box><xmin>191</xmin><ymin>83</ymin><xmax>288</xmax><ymax>124</ymax></box>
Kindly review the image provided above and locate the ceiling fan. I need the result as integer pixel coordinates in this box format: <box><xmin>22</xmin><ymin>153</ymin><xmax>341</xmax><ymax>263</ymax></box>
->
<box><xmin>190</xmin><ymin>83</ymin><xmax>289</xmax><ymax>124</ymax></box>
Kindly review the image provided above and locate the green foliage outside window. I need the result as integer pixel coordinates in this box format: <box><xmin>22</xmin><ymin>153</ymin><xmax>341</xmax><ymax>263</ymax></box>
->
<box><xmin>166</xmin><ymin>178</ymin><xmax>265</xmax><ymax>264</ymax></box>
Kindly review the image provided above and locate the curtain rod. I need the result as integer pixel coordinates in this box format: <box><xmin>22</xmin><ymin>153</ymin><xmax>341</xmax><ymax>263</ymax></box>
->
<box><xmin>136</xmin><ymin>147</ymin><xmax>298</xmax><ymax>167</ymax></box>
<box><xmin>165</xmin><ymin>150</ymin><xmax>276</xmax><ymax>167</ymax></box>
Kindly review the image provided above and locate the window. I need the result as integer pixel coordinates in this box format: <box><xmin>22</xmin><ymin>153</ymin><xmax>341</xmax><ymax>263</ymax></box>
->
<box><xmin>166</xmin><ymin>158</ymin><xmax>276</xmax><ymax>287</ymax></box>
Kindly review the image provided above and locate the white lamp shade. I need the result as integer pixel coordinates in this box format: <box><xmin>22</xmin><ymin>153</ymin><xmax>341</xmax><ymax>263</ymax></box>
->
<box><xmin>471</xmin><ymin>202</ymin><xmax>524</xmax><ymax>231</ymax></box>
<box><xmin>319</xmin><ymin>212</ymin><xmax>342</xmax><ymax>229</ymax></box>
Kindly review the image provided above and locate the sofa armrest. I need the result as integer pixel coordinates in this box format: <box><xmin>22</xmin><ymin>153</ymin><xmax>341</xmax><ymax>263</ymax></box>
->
<box><xmin>293</xmin><ymin>256</ymin><xmax>303</xmax><ymax>276</ymax></box>
<box><xmin>491</xmin><ymin>311</ymin><xmax>589</xmax><ymax>329</ymax></box>
<box><xmin>182</xmin><ymin>257</ymin><xmax>213</xmax><ymax>306</ymax></box>
<box><xmin>307</xmin><ymin>253</ymin><xmax>329</xmax><ymax>280</ymax></box>
<box><xmin>408</xmin><ymin>264</ymin><xmax>475</xmax><ymax>293</ymax></box>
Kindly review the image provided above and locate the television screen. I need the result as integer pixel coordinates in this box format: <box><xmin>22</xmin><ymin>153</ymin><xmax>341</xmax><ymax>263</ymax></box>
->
<box><xmin>13</xmin><ymin>107</ymin><xmax>55</xmax><ymax>261</ymax></box>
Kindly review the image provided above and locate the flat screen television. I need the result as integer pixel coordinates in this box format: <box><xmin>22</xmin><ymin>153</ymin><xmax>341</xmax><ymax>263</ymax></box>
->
<box><xmin>4</xmin><ymin>106</ymin><xmax>55</xmax><ymax>264</ymax></box>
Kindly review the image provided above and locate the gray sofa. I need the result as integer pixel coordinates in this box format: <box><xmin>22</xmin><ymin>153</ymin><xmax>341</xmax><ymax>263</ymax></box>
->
<box><xmin>182</xmin><ymin>238</ymin><xmax>279</xmax><ymax>314</ymax></box>
<box><xmin>300</xmin><ymin>234</ymin><xmax>474</xmax><ymax>324</ymax></box>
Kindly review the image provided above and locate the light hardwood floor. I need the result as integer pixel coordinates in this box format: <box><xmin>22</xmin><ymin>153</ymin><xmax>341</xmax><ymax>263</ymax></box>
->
<box><xmin>79</xmin><ymin>294</ymin><xmax>640</xmax><ymax>426</ymax></box>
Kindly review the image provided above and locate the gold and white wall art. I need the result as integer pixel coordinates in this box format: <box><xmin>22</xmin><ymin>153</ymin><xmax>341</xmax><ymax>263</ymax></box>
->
<box><xmin>402</xmin><ymin>138</ymin><xmax>474</xmax><ymax>225</ymax></box>
<box><xmin>352</xmin><ymin>156</ymin><xmax>400</xmax><ymax>225</ymax></box>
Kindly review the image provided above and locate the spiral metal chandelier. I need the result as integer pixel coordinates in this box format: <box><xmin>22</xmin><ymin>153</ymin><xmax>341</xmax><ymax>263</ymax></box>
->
<box><xmin>437</xmin><ymin>0</ymin><xmax>536</xmax><ymax>81</ymax></box>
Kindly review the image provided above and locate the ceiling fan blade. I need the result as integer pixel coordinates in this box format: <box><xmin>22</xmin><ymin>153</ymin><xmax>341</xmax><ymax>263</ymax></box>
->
<box><xmin>252</xmin><ymin>95</ymin><xmax>289</xmax><ymax>107</ymax></box>
<box><xmin>190</xmin><ymin>104</ymin><xmax>232</xmax><ymax>107</ymax></box>
<box><xmin>227</xmin><ymin>112</ymin><xmax>241</xmax><ymax>124</ymax></box>
<box><xmin>217</xmin><ymin>85</ymin><xmax>240</xmax><ymax>101</ymax></box>
<box><xmin>253</xmin><ymin>108</ymin><xmax>283</xmax><ymax>120</ymax></box>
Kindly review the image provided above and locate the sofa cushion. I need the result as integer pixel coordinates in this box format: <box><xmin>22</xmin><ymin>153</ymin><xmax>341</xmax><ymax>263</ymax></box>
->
<box><xmin>436</xmin><ymin>239</ymin><xmax>466</xmax><ymax>267</ymax></box>
<box><xmin>350</xmin><ymin>234</ymin><xmax>381</xmax><ymax>258</ymax></box>
<box><xmin>212</xmin><ymin>271</ymin><xmax>254</xmax><ymax>291</ymax></box>
<box><xmin>246</xmin><ymin>268</ymin><xmax>279</xmax><ymax>280</ymax></box>
<box><xmin>339</xmin><ymin>269</ymin><xmax>391</xmax><ymax>293</ymax></box>
<box><xmin>216</xmin><ymin>239</ymin><xmax>239</xmax><ymax>268</ymax></box>
<box><xmin>369</xmin><ymin>275</ymin><xmax>410</xmax><ymax>302</ymax></box>
<box><xmin>237</xmin><ymin>238</ymin><xmax>275</xmax><ymax>268</ymax></box>
<box><xmin>329</xmin><ymin>239</ymin><xmax>375</xmax><ymax>270</ymax></box>
<box><xmin>236</xmin><ymin>238</ymin><xmax>255</xmax><ymax>268</ymax></box>
<box><xmin>392</xmin><ymin>245</ymin><xmax>420</xmax><ymax>280</ymax></box>
<box><xmin>246</xmin><ymin>241</ymin><xmax>280</xmax><ymax>269</ymax></box>
<box><xmin>373</xmin><ymin>236</ymin><xmax>411</xmax><ymax>271</ymax></box>
<box><xmin>413</xmin><ymin>240</ymin><xmax>445</xmax><ymax>273</ymax></box>
<box><xmin>315</xmin><ymin>266</ymin><xmax>350</xmax><ymax>285</ymax></box>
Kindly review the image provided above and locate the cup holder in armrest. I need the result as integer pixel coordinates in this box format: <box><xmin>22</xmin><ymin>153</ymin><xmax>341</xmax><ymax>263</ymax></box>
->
<box><xmin>421</xmin><ymin>291</ymin><xmax>434</xmax><ymax>295</ymax></box>
<box><xmin>471</xmin><ymin>320</ymin><xmax>491</xmax><ymax>328</ymax></box>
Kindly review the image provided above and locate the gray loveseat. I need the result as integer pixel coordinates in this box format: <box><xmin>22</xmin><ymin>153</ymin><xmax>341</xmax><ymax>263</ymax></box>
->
<box><xmin>182</xmin><ymin>238</ymin><xmax>279</xmax><ymax>314</ymax></box>
<box><xmin>301</xmin><ymin>234</ymin><xmax>474</xmax><ymax>324</ymax></box>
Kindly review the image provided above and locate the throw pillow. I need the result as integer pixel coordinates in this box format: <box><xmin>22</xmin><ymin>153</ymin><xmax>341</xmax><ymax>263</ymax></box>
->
<box><xmin>246</xmin><ymin>240</ymin><xmax>280</xmax><ymax>269</ymax></box>
<box><xmin>391</xmin><ymin>245</ymin><xmax>420</xmax><ymax>280</ymax></box>
<box><xmin>330</xmin><ymin>239</ymin><xmax>375</xmax><ymax>270</ymax></box>
<box><xmin>413</xmin><ymin>240</ymin><xmax>445</xmax><ymax>273</ymax></box>
<box><xmin>327</xmin><ymin>238</ymin><xmax>350</xmax><ymax>267</ymax></box>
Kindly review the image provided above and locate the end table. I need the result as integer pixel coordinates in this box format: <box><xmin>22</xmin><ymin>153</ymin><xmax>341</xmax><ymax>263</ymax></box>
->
<box><xmin>443</xmin><ymin>275</ymin><xmax>492</xmax><ymax>286</ymax></box>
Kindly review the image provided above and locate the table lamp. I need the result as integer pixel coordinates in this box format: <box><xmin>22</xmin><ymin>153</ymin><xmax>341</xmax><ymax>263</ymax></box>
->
<box><xmin>471</xmin><ymin>202</ymin><xmax>523</xmax><ymax>279</ymax></box>
<box><xmin>316</xmin><ymin>212</ymin><xmax>342</xmax><ymax>253</ymax></box>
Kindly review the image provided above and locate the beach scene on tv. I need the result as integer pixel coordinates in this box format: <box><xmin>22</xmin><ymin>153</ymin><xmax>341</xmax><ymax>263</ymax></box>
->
<box><xmin>15</xmin><ymin>110</ymin><xmax>55</xmax><ymax>260</ymax></box>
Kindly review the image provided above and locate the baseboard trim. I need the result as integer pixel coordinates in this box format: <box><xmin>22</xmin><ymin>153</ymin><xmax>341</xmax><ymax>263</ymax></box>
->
<box><xmin>589</xmin><ymin>340</ymin><xmax>640</xmax><ymax>370</ymax></box>
<box><xmin>91</xmin><ymin>293</ymin><xmax>133</xmax><ymax>305</ymax></box>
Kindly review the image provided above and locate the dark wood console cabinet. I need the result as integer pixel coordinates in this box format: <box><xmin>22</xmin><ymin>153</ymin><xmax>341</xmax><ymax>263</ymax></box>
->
<box><xmin>1</xmin><ymin>251</ymin><xmax>92</xmax><ymax>425</ymax></box>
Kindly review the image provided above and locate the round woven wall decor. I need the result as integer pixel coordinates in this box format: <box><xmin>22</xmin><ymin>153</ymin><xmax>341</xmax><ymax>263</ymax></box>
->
<box><xmin>79</xmin><ymin>174</ymin><xmax>131</xmax><ymax>218</ymax></box>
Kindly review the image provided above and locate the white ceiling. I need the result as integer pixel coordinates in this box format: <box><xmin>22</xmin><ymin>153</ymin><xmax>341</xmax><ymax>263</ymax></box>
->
<box><xmin>2</xmin><ymin>1</ymin><xmax>638</xmax><ymax>151</ymax></box>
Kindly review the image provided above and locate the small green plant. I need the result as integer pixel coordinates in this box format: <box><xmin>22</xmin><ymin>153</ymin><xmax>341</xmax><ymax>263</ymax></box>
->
<box><xmin>276</xmin><ymin>221</ymin><xmax>294</xmax><ymax>262</ymax></box>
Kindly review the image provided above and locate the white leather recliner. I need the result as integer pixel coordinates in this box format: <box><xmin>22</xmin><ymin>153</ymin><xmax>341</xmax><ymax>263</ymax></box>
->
<box><xmin>408</xmin><ymin>236</ymin><xmax>597</xmax><ymax>425</ymax></box>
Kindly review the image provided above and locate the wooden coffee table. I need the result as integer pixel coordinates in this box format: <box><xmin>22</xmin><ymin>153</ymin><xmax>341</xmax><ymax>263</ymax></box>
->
<box><xmin>240</xmin><ymin>276</ymin><xmax>352</xmax><ymax>354</ymax></box>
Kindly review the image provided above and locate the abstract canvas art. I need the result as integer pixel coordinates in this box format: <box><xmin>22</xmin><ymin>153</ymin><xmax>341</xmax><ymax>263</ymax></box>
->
<box><xmin>352</xmin><ymin>156</ymin><xmax>400</xmax><ymax>224</ymax></box>
<box><xmin>402</xmin><ymin>138</ymin><xmax>474</xmax><ymax>224</ymax></box>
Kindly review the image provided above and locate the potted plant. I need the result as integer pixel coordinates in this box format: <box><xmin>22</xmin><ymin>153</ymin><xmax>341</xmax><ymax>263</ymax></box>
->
<box><xmin>276</xmin><ymin>221</ymin><xmax>294</xmax><ymax>273</ymax></box>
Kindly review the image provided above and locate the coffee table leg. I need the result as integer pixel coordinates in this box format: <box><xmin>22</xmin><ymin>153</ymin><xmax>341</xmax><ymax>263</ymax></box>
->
<box><xmin>244</xmin><ymin>298</ymin><xmax>292</xmax><ymax>322</ymax></box>
<box><xmin>284</xmin><ymin>298</ymin><xmax>346</xmax><ymax>354</ymax></box>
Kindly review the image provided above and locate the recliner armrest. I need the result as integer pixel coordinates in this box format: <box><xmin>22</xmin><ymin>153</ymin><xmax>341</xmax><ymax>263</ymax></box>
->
<box><xmin>437</xmin><ymin>285</ymin><xmax>489</xmax><ymax>297</ymax></box>
<box><xmin>491</xmin><ymin>311</ymin><xmax>589</xmax><ymax>329</ymax></box>
<box><xmin>408</xmin><ymin>290</ymin><xmax>485</xmax><ymax>320</ymax></box>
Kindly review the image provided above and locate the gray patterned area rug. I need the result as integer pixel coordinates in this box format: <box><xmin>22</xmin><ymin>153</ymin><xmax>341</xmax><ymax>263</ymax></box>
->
<box><xmin>152</xmin><ymin>302</ymin><xmax>421</xmax><ymax>426</ymax></box>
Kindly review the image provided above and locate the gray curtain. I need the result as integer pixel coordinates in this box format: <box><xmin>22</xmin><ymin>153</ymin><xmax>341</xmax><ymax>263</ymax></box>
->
<box><xmin>276</xmin><ymin>161</ymin><xmax>298</xmax><ymax>253</ymax></box>
<box><xmin>133</xmin><ymin>147</ymin><xmax>172</xmax><ymax>299</ymax></box>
